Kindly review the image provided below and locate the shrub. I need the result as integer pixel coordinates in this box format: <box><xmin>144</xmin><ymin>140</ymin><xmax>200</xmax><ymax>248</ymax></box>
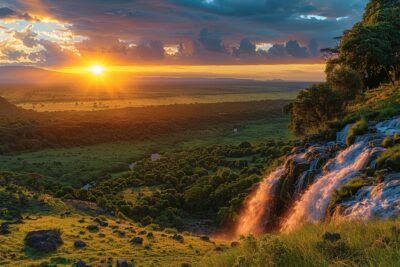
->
<box><xmin>346</xmin><ymin>118</ymin><xmax>368</xmax><ymax>146</ymax></box>
<box><xmin>376</xmin><ymin>145</ymin><xmax>400</xmax><ymax>171</ymax></box>
<box><xmin>382</xmin><ymin>136</ymin><xmax>393</xmax><ymax>148</ymax></box>
<box><xmin>326</xmin><ymin>177</ymin><xmax>368</xmax><ymax>219</ymax></box>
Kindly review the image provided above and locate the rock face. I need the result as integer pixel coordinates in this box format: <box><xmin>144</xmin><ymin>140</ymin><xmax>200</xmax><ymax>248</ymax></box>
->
<box><xmin>24</xmin><ymin>230</ymin><xmax>63</xmax><ymax>253</ymax></box>
<box><xmin>231</xmin><ymin>116</ymin><xmax>400</xmax><ymax>237</ymax></box>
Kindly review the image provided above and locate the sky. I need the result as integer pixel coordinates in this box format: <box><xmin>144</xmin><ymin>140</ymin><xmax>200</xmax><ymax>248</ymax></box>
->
<box><xmin>0</xmin><ymin>0</ymin><xmax>368</xmax><ymax>80</ymax></box>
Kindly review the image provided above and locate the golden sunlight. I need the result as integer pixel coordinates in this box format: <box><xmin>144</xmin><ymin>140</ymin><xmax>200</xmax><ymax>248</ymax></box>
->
<box><xmin>90</xmin><ymin>65</ymin><xmax>105</xmax><ymax>75</ymax></box>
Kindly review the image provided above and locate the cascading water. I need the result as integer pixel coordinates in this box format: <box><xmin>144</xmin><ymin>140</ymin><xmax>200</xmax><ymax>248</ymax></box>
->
<box><xmin>227</xmin><ymin>116</ymin><xmax>400</xmax><ymax>239</ymax></box>
<box><xmin>281</xmin><ymin>142</ymin><xmax>374</xmax><ymax>231</ymax></box>
<box><xmin>233</xmin><ymin>167</ymin><xmax>285</xmax><ymax>237</ymax></box>
<box><xmin>338</xmin><ymin>178</ymin><xmax>400</xmax><ymax>221</ymax></box>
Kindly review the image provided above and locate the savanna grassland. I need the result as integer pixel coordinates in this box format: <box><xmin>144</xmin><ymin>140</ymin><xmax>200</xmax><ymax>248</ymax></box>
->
<box><xmin>0</xmin><ymin>79</ymin><xmax>295</xmax><ymax>266</ymax></box>
<box><xmin>0</xmin><ymin>79</ymin><xmax>308</xmax><ymax>112</ymax></box>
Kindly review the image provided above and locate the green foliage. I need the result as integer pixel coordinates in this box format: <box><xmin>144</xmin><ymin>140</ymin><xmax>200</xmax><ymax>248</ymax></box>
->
<box><xmin>346</xmin><ymin>118</ymin><xmax>368</xmax><ymax>146</ymax></box>
<box><xmin>287</xmin><ymin>83</ymin><xmax>343</xmax><ymax>136</ymax></box>
<box><xmin>326</xmin><ymin>65</ymin><xmax>363</xmax><ymax>103</ymax></box>
<box><xmin>327</xmin><ymin>0</ymin><xmax>400</xmax><ymax>88</ymax></box>
<box><xmin>382</xmin><ymin>136</ymin><xmax>394</xmax><ymax>148</ymax></box>
<box><xmin>377</xmin><ymin>144</ymin><xmax>400</xmax><ymax>171</ymax></box>
<box><xmin>326</xmin><ymin>178</ymin><xmax>368</xmax><ymax>219</ymax></box>
<box><xmin>205</xmin><ymin>220</ymin><xmax>400</xmax><ymax>267</ymax></box>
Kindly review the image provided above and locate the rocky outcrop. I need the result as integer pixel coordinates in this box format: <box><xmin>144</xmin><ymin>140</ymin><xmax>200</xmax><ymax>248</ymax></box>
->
<box><xmin>24</xmin><ymin>230</ymin><xmax>63</xmax><ymax>253</ymax></box>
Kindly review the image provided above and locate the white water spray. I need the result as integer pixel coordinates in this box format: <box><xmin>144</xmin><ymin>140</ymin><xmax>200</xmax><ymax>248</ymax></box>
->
<box><xmin>234</xmin><ymin>167</ymin><xmax>285</xmax><ymax>237</ymax></box>
<box><xmin>282</xmin><ymin>142</ymin><xmax>373</xmax><ymax>232</ymax></box>
<box><xmin>339</xmin><ymin>179</ymin><xmax>400</xmax><ymax>221</ymax></box>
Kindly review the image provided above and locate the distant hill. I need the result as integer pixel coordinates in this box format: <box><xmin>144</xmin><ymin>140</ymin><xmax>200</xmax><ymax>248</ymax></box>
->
<box><xmin>0</xmin><ymin>66</ymin><xmax>77</xmax><ymax>85</ymax></box>
<box><xmin>0</xmin><ymin>96</ymin><xmax>27</xmax><ymax>116</ymax></box>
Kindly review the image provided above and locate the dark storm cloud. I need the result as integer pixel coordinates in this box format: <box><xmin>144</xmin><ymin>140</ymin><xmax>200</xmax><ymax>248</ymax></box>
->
<box><xmin>1</xmin><ymin>0</ymin><xmax>368</xmax><ymax>65</ymax></box>
<box><xmin>0</xmin><ymin>7</ymin><xmax>37</xmax><ymax>21</ymax></box>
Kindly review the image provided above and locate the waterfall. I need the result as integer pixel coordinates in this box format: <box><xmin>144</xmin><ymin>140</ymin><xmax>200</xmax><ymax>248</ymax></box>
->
<box><xmin>281</xmin><ymin>142</ymin><xmax>373</xmax><ymax>232</ymax></box>
<box><xmin>233</xmin><ymin>167</ymin><xmax>285</xmax><ymax>237</ymax></box>
<box><xmin>226</xmin><ymin>116</ymin><xmax>400</xmax><ymax>238</ymax></box>
<box><xmin>336</xmin><ymin>123</ymin><xmax>353</xmax><ymax>144</ymax></box>
<box><xmin>339</xmin><ymin>179</ymin><xmax>400</xmax><ymax>221</ymax></box>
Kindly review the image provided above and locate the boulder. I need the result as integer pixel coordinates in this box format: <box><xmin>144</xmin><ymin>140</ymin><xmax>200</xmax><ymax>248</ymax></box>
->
<box><xmin>200</xmin><ymin>235</ymin><xmax>210</xmax><ymax>242</ymax></box>
<box><xmin>94</xmin><ymin>218</ymin><xmax>109</xmax><ymax>227</ymax></box>
<box><xmin>86</xmin><ymin>225</ymin><xmax>99</xmax><ymax>232</ymax></box>
<box><xmin>138</xmin><ymin>230</ymin><xmax>147</xmax><ymax>235</ymax></box>
<box><xmin>146</xmin><ymin>232</ymin><xmax>154</xmax><ymax>239</ymax></box>
<box><xmin>74</xmin><ymin>240</ymin><xmax>87</xmax><ymax>248</ymax></box>
<box><xmin>116</xmin><ymin>259</ymin><xmax>132</xmax><ymax>267</ymax></box>
<box><xmin>322</xmin><ymin>232</ymin><xmax>341</xmax><ymax>242</ymax></box>
<box><xmin>230</xmin><ymin>241</ymin><xmax>240</xmax><ymax>247</ymax></box>
<box><xmin>0</xmin><ymin>223</ymin><xmax>11</xmax><ymax>235</ymax></box>
<box><xmin>113</xmin><ymin>230</ymin><xmax>126</xmax><ymax>237</ymax></box>
<box><xmin>130</xmin><ymin>236</ymin><xmax>144</xmax><ymax>245</ymax></box>
<box><xmin>24</xmin><ymin>230</ymin><xmax>63</xmax><ymax>253</ymax></box>
<box><xmin>75</xmin><ymin>260</ymin><xmax>91</xmax><ymax>267</ymax></box>
<box><xmin>214</xmin><ymin>246</ymin><xmax>223</xmax><ymax>251</ymax></box>
<box><xmin>170</xmin><ymin>234</ymin><xmax>184</xmax><ymax>242</ymax></box>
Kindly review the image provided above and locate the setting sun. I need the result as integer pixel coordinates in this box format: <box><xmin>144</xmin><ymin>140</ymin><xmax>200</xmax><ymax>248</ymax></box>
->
<box><xmin>90</xmin><ymin>65</ymin><xmax>105</xmax><ymax>75</ymax></box>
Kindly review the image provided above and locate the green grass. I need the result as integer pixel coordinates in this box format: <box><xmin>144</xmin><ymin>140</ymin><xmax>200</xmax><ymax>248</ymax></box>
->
<box><xmin>346</xmin><ymin>118</ymin><xmax>368</xmax><ymax>146</ymax></box>
<box><xmin>345</xmin><ymin>85</ymin><xmax>400</xmax><ymax>123</ymax></box>
<box><xmin>0</xmin><ymin>117</ymin><xmax>291</xmax><ymax>187</ymax></box>
<box><xmin>377</xmin><ymin>144</ymin><xmax>400</xmax><ymax>171</ymax></box>
<box><xmin>0</xmin><ymin>214</ymin><xmax>225</xmax><ymax>266</ymax></box>
<box><xmin>203</xmin><ymin>220</ymin><xmax>400</xmax><ymax>267</ymax></box>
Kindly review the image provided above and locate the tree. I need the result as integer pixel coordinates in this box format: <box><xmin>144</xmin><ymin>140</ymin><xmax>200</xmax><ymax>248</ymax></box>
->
<box><xmin>327</xmin><ymin>65</ymin><xmax>363</xmax><ymax>103</ymax></box>
<box><xmin>325</xmin><ymin>0</ymin><xmax>400</xmax><ymax>87</ymax></box>
<box><xmin>286</xmin><ymin>83</ymin><xmax>343</xmax><ymax>136</ymax></box>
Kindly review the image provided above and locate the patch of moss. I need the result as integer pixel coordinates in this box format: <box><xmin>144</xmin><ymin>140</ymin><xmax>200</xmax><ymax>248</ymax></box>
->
<box><xmin>326</xmin><ymin>177</ymin><xmax>368</xmax><ymax>219</ymax></box>
<box><xmin>346</xmin><ymin>119</ymin><xmax>368</xmax><ymax>146</ymax></box>
<box><xmin>376</xmin><ymin>145</ymin><xmax>400</xmax><ymax>171</ymax></box>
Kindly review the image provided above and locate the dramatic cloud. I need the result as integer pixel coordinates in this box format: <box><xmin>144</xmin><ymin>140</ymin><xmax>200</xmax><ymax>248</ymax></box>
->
<box><xmin>0</xmin><ymin>0</ymin><xmax>368</xmax><ymax>65</ymax></box>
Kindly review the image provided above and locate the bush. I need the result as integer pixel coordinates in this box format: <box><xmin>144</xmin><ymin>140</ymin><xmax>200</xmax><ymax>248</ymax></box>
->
<box><xmin>346</xmin><ymin>118</ymin><xmax>368</xmax><ymax>146</ymax></box>
<box><xmin>287</xmin><ymin>83</ymin><xmax>343</xmax><ymax>136</ymax></box>
<box><xmin>327</xmin><ymin>65</ymin><xmax>363</xmax><ymax>103</ymax></box>
<box><xmin>376</xmin><ymin>145</ymin><xmax>400</xmax><ymax>171</ymax></box>
<box><xmin>326</xmin><ymin>177</ymin><xmax>368</xmax><ymax>219</ymax></box>
<box><xmin>382</xmin><ymin>136</ymin><xmax>394</xmax><ymax>148</ymax></box>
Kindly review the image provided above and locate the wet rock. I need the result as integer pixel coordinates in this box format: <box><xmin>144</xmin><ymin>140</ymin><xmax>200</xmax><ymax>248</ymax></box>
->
<box><xmin>200</xmin><ymin>235</ymin><xmax>210</xmax><ymax>242</ymax></box>
<box><xmin>74</xmin><ymin>240</ymin><xmax>87</xmax><ymax>248</ymax></box>
<box><xmin>24</xmin><ymin>230</ymin><xmax>63</xmax><ymax>253</ymax></box>
<box><xmin>86</xmin><ymin>225</ymin><xmax>99</xmax><ymax>232</ymax></box>
<box><xmin>230</xmin><ymin>241</ymin><xmax>240</xmax><ymax>247</ymax></box>
<box><xmin>322</xmin><ymin>232</ymin><xmax>341</xmax><ymax>242</ymax></box>
<box><xmin>130</xmin><ymin>236</ymin><xmax>144</xmax><ymax>245</ymax></box>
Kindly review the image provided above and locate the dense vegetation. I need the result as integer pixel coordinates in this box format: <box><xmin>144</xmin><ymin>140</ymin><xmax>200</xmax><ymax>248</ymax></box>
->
<box><xmin>9</xmin><ymin>141</ymin><xmax>289</xmax><ymax>229</ymax></box>
<box><xmin>286</xmin><ymin>0</ymin><xmax>399</xmax><ymax>136</ymax></box>
<box><xmin>0</xmin><ymin>98</ymin><xmax>288</xmax><ymax>154</ymax></box>
<box><xmin>206</xmin><ymin>220</ymin><xmax>400</xmax><ymax>267</ymax></box>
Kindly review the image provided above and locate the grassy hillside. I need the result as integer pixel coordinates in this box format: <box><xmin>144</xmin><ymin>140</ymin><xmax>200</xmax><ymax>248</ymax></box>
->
<box><xmin>205</xmin><ymin>219</ymin><xmax>400</xmax><ymax>267</ymax></box>
<box><xmin>0</xmin><ymin>188</ymin><xmax>227</xmax><ymax>267</ymax></box>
